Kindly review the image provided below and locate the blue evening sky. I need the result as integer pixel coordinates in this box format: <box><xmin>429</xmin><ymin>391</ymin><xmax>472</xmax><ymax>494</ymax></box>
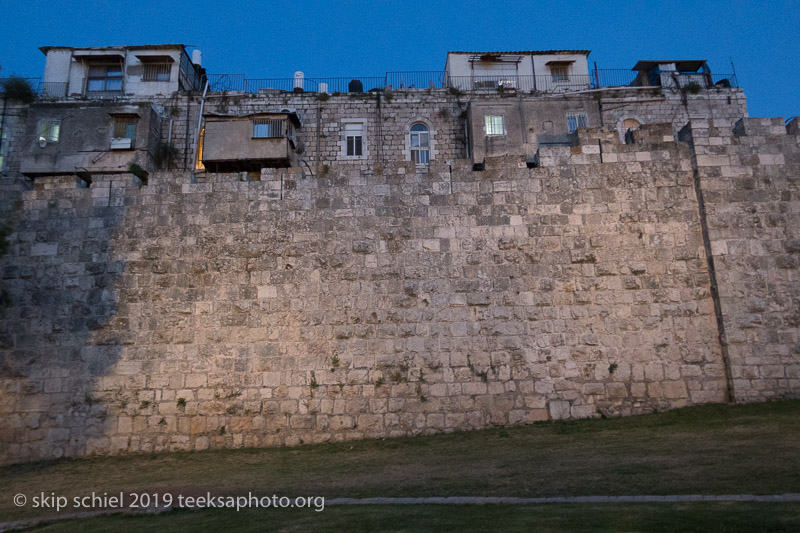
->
<box><xmin>0</xmin><ymin>0</ymin><xmax>797</xmax><ymax>119</ymax></box>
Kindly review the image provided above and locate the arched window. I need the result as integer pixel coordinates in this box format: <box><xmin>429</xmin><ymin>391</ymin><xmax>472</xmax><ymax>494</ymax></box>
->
<box><xmin>410</xmin><ymin>123</ymin><xmax>430</xmax><ymax>164</ymax></box>
<box><xmin>622</xmin><ymin>118</ymin><xmax>640</xmax><ymax>144</ymax></box>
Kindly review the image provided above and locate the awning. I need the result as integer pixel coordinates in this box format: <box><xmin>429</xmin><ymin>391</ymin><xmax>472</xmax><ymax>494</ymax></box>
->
<box><xmin>134</xmin><ymin>54</ymin><xmax>175</xmax><ymax>63</ymax></box>
<box><xmin>73</xmin><ymin>51</ymin><xmax>124</xmax><ymax>62</ymax></box>
<box><xmin>546</xmin><ymin>60</ymin><xmax>576</xmax><ymax>66</ymax></box>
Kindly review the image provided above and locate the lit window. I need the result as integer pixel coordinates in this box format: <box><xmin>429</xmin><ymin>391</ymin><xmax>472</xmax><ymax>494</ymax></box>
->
<box><xmin>345</xmin><ymin>123</ymin><xmax>364</xmax><ymax>156</ymax></box>
<box><xmin>195</xmin><ymin>126</ymin><xmax>205</xmax><ymax>170</ymax></box>
<box><xmin>485</xmin><ymin>115</ymin><xmax>504</xmax><ymax>136</ymax></box>
<box><xmin>567</xmin><ymin>113</ymin><xmax>588</xmax><ymax>133</ymax></box>
<box><xmin>142</xmin><ymin>63</ymin><xmax>171</xmax><ymax>82</ymax></box>
<box><xmin>550</xmin><ymin>65</ymin><xmax>569</xmax><ymax>82</ymax></box>
<box><xmin>87</xmin><ymin>64</ymin><xmax>123</xmax><ymax>93</ymax></box>
<box><xmin>113</xmin><ymin>117</ymin><xmax>137</xmax><ymax>140</ymax></box>
<box><xmin>37</xmin><ymin>118</ymin><xmax>60</xmax><ymax>143</ymax></box>
<box><xmin>410</xmin><ymin>123</ymin><xmax>430</xmax><ymax>164</ymax></box>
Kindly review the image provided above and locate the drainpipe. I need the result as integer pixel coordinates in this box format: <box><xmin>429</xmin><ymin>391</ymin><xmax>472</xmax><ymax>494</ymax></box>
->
<box><xmin>190</xmin><ymin>80</ymin><xmax>209</xmax><ymax>173</ymax></box>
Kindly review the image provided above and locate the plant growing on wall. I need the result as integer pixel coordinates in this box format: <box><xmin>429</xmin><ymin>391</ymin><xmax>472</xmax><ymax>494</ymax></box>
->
<box><xmin>685</xmin><ymin>82</ymin><xmax>703</xmax><ymax>95</ymax></box>
<box><xmin>128</xmin><ymin>162</ymin><xmax>148</xmax><ymax>180</ymax></box>
<box><xmin>0</xmin><ymin>76</ymin><xmax>36</xmax><ymax>103</ymax></box>
<box><xmin>154</xmin><ymin>142</ymin><xmax>178</xmax><ymax>169</ymax></box>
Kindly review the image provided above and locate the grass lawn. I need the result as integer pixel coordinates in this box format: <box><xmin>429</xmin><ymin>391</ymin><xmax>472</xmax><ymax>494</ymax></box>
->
<box><xmin>2</xmin><ymin>399</ymin><xmax>799</xmax><ymax>531</ymax></box>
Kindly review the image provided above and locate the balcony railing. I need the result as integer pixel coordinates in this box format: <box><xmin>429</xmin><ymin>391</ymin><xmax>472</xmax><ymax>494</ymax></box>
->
<box><xmin>207</xmin><ymin>71</ymin><xmax>739</xmax><ymax>95</ymax></box>
<box><xmin>0</xmin><ymin>68</ymin><xmax>739</xmax><ymax>102</ymax></box>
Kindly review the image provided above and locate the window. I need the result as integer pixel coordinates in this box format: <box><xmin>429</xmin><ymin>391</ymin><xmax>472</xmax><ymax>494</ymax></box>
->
<box><xmin>484</xmin><ymin>115</ymin><xmax>504</xmax><ymax>136</ymax></box>
<box><xmin>410</xmin><ymin>123</ymin><xmax>430</xmax><ymax>164</ymax></box>
<box><xmin>550</xmin><ymin>65</ymin><xmax>569</xmax><ymax>82</ymax></box>
<box><xmin>37</xmin><ymin>118</ymin><xmax>60</xmax><ymax>143</ymax></box>
<box><xmin>252</xmin><ymin>118</ymin><xmax>285</xmax><ymax>138</ymax></box>
<box><xmin>142</xmin><ymin>63</ymin><xmax>171</xmax><ymax>82</ymax></box>
<box><xmin>622</xmin><ymin>118</ymin><xmax>640</xmax><ymax>131</ymax></box>
<box><xmin>195</xmin><ymin>126</ymin><xmax>205</xmax><ymax>170</ymax></box>
<box><xmin>567</xmin><ymin>113</ymin><xmax>588</xmax><ymax>133</ymax></box>
<box><xmin>0</xmin><ymin>127</ymin><xmax>7</xmax><ymax>171</ymax></box>
<box><xmin>86</xmin><ymin>64</ymin><xmax>123</xmax><ymax>93</ymax></box>
<box><xmin>113</xmin><ymin>117</ymin><xmax>137</xmax><ymax>140</ymax></box>
<box><xmin>345</xmin><ymin>123</ymin><xmax>364</xmax><ymax>157</ymax></box>
<box><xmin>622</xmin><ymin>118</ymin><xmax>641</xmax><ymax>144</ymax></box>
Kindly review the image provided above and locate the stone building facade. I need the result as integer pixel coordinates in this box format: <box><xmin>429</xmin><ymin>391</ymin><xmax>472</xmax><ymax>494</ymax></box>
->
<box><xmin>0</xmin><ymin>46</ymin><xmax>796</xmax><ymax>465</ymax></box>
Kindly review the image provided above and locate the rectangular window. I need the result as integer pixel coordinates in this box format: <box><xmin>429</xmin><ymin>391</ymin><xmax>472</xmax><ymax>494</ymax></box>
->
<box><xmin>252</xmin><ymin>118</ymin><xmax>285</xmax><ymax>138</ymax></box>
<box><xmin>550</xmin><ymin>65</ymin><xmax>569</xmax><ymax>82</ymax></box>
<box><xmin>37</xmin><ymin>118</ymin><xmax>61</xmax><ymax>143</ymax></box>
<box><xmin>113</xmin><ymin>117</ymin><xmax>137</xmax><ymax>140</ymax></box>
<box><xmin>567</xmin><ymin>113</ymin><xmax>588</xmax><ymax>133</ymax></box>
<box><xmin>345</xmin><ymin>123</ymin><xmax>364</xmax><ymax>156</ymax></box>
<box><xmin>0</xmin><ymin>127</ymin><xmax>7</xmax><ymax>171</ymax></box>
<box><xmin>484</xmin><ymin>115</ymin><xmax>504</xmax><ymax>136</ymax></box>
<box><xmin>142</xmin><ymin>63</ymin><xmax>171</xmax><ymax>82</ymax></box>
<box><xmin>195</xmin><ymin>126</ymin><xmax>205</xmax><ymax>170</ymax></box>
<box><xmin>87</xmin><ymin>64</ymin><xmax>123</xmax><ymax>93</ymax></box>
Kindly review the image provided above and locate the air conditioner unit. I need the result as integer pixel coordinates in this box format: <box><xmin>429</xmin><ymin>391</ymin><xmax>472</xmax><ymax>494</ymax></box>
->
<box><xmin>110</xmin><ymin>138</ymin><xmax>132</xmax><ymax>150</ymax></box>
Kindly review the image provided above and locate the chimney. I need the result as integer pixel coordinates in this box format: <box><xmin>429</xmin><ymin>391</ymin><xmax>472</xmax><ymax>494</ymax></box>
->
<box><xmin>192</xmin><ymin>49</ymin><xmax>202</xmax><ymax>66</ymax></box>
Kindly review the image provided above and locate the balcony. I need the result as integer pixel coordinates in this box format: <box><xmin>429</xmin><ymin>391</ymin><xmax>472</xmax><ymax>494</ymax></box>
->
<box><xmin>201</xmin><ymin>113</ymin><xmax>300</xmax><ymax>172</ymax></box>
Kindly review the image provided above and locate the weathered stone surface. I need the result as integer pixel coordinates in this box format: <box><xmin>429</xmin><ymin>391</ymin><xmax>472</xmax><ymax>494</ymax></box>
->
<box><xmin>0</xmin><ymin>110</ymin><xmax>796</xmax><ymax>465</ymax></box>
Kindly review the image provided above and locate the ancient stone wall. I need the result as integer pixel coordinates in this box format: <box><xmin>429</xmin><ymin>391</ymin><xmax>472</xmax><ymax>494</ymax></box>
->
<box><xmin>601</xmin><ymin>89</ymin><xmax>748</xmax><ymax>140</ymax></box>
<box><xmin>0</xmin><ymin>102</ymin><xmax>30</xmax><ymax>177</ymax></box>
<box><xmin>681</xmin><ymin>117</ymin><xmax>800</xmax><ymax>401</ymax></box>
<box><xmin>0</xmin><ymin>126</ymin><xmax>739</xmax><ymax>464</ymax></box>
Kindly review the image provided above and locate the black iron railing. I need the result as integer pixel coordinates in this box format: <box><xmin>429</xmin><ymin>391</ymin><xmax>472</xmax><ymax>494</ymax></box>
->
<box><xmin>0</xmin><ymin>68</ymin><xmax>740</xmax><ymax>100</ymax></box>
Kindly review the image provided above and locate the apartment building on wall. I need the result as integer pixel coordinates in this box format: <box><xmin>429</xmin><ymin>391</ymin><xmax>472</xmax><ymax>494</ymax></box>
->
<box><xmin>0</xmin><ymin>45</ymin><xmax>747</xmax><ymax>182</ymax></box>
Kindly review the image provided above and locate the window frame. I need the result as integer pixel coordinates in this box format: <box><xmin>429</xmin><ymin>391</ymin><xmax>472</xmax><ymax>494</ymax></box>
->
<box><xmin>86</xmin><ymin>64</ymin><xmax>123</xmax><ymax>93</ymax></box>
<box><xmin>550</xmin><ymin>65</ymin><xmax>569</xmax><ymax>83</ymax></box>
<box><xmin>37</xmin><ymin>118</ymin><xmax>61</xmax><ymax>143</ymax></box>
<box><xmin>343</xmin><ymin>121</ymin><xmax>366</xmax><ymax>158</ymax></box>
<box><xmin>567</xmin><ymin>112</ymin><xmax>588</xmax><ymax>133</ymax></box>
<box><xmin>142</xmin><ymin>63</ymin><xmax>171</xmax><ymax>82</ymax></box>
<box><xmin>0</xmin><ymin>126</ymin><xmax>7</xmax><ymax>171</ymax></box>
<box><xmin>484</xmin><ymin>115</ymin><xmax>505</xmax><ymax>136</ymax></box>
<box><xmin>252</xmin><ymin>118</ymin><xmax>286</xmax><ymax>139</ymax></box>
<box><xmin>112</xmin><ymin>116</ymin><xmax>137</xmax><ymax>141</ymax></box>
<box><xmin>409</xmin><ymin>123</ymin><xmax>430</xmax><ymax>164</ymax></box>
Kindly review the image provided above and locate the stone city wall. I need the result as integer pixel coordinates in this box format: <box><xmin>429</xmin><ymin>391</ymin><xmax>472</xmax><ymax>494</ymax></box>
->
<box><xmin>0</xmin><ymin>117</ymin><xmax>797</xmax><ymax>465</ymax></box>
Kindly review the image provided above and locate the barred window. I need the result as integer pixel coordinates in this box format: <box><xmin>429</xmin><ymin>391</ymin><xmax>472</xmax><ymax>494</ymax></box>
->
<box><xmin>113</xmin><ymin>117</ymin><xmax>137</xmax><ymax>140</ymax></box>
<box><xmin>37</xmin><ymin>118</ymin><xmax>61</xmax><ymax>143</ymax></box>
<box><xmin>252</xmin><ymin>118</ymin><xmax>286</xmax><ymax>138</ymax></box>
<box><xmin>142</xmin><ymin>63</ymin><xmax>171</xmax><ymax>82</ymax></box>
<box><xmin>484</xmin><ymin>115</ymin><xmax>504</xmax><ymax>136</ymax></box>
<box><xmin>567</xmin><ymin>112</ymin><xmax>588</xmax><ymax>133</ymax></box>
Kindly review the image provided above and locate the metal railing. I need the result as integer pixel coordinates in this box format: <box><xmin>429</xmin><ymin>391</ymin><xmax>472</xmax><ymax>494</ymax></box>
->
<box><xmin>40</xmin><ymin>82</ymin><xmax>67</xmax><ymax>98</ymax></box>
<box><xmin>386</xmin><ymin>71</ymin><xmax>446</xmax><ymax>89</ymax></box>
<box><xmin>9</xmin><ymin>68</ymin><xmax>737</xmax><ymax>100</ymax></box>
<box><xmin>592</xmin><ymin>69</ymin><xmax>640</xmax><ymax>88</ymax></box>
